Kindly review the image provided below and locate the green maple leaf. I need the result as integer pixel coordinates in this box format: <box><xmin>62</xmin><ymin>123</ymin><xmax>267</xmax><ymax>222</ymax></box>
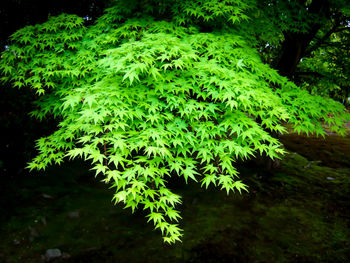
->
<box><xmin>200</xmin><ymin>173</ymin><xmax>217</xmax><ymax>189</ymax></box>
<box><xmin>181</xmin><ymin>166</ymin><xmax>199</xmax><ymax>183</ymax></box>
<box><xmin>147</xmin><ymin>212</ymin><xmax>164</xmax><ymax>225</ymax></box>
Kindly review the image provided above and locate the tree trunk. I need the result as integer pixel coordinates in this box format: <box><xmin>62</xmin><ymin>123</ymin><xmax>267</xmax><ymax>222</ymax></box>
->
<box><xmin>276</xmin><ymin>0</ymin><xmax>329</xmax><ymax>78</ymax></box>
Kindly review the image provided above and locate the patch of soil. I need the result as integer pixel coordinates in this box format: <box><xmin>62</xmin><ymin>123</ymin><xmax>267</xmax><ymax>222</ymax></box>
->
<box><xmin>279</xmin><ymin>134</ymin><xmax>350</xmax><ymax>168</ymax></box>
<box><xmin>188</xmin><ymin>227</ymin><xmax>253</xmax><ymax>263</ymax></box>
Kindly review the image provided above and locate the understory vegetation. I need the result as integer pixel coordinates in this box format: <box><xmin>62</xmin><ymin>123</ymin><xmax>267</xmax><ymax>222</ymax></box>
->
<box><xmin>1</xmin><ymin>132</ymin><xmax>349</xmax><ymax>262</ymax></box>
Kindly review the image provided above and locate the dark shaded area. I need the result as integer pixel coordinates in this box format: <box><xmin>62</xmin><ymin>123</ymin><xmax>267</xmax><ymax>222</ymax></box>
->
<box><xmin>0</xmin><ymin>0</ymin><xmax>107</xmax><ymax>48</ymax></box>
<box><xmin>0</xmin><ymin>84</ymin><xmax>56</xmax><ymax>178</ymax></box>
<box><xmin>0</xmin><ymin>133</ymin><xmax>349</xmax><ymax>263</ymax></box>
<box><xmin>276</xmin><ymin>0</ymin><xmax>329</xmax><ymax>78</ymax></box>
<box><xmin>0</xmin><ymin>0</ymin><xmax>109</xmax><ymax>178</ymax></box>
<box><xmin>280</xmin><ymin>133</ymin><xmax>350</xmax><ymax>168</ymax></box>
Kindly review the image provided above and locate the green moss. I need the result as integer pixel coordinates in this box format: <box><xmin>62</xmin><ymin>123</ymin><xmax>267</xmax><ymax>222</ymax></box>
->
<box><xmin>1</xmin><ymin>134</ymin><xmax>350</xmax><ymax>262</ymax></box>
<box><xmin>279</xmin><ymin>134</ymin><xmax>350</xmax><ymax>168</ymax></box>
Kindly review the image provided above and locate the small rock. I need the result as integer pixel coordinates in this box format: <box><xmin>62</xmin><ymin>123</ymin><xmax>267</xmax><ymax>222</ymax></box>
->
<box><xmin>303</xmin><ymin>162</ymin><xmax>312</xmax><ymax>169</ymax></box>
<box><xmin>42</xmin><ymin>193</ymin><xmax>53</xmax><ymax>199</ymax></box>
<box><xmin>13</xmin><ymin>239</ymin><xmax>20</xmax><ymax>245</ymax></box>
<box><xmin>327</xmin><ymin>177</ymin><xmax>335</xmax><ymax>181</ymax></box>
<box><xmin>68</xmin><ymin>211</ymin><xmax>80</xmax><ymax>219</ymax></box>
<box><xmin>45</xmin><ymin>249</ymin><xmax>62</xmax><ymax>262</ymax></box>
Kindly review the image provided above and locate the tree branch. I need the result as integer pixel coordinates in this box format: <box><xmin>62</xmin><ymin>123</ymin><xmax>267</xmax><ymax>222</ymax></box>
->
<box><xmin>304</xmin><ymin>21</ymin><xmax>340</xmax><ymax>57</ymax></box>
<box><xmin>295</xmin><ymin>71</ymin><xmax>325</xmax><ymax>78</ymax></box>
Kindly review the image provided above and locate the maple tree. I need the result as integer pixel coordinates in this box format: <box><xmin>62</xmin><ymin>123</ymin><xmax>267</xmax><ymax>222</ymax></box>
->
<box><xmin>0</xmin><ymin>0</ymin><xmax>349</xmax><ymax>243</ymax></box>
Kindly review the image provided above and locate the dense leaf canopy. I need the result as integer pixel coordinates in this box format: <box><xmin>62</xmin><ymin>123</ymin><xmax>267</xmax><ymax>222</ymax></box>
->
<box><xmin>0</xmin><ymin>0</ymin><xmax>349</xmax><ymax>243</ymax></box>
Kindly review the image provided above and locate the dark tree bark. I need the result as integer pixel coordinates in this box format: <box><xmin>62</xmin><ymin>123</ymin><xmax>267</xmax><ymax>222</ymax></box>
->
<box><xmin>276</xmin><ymin>0</ymin><xmax>330</xmax><ymax>78</ymax></box>
<box><xmin>263</xmin><ymin>1</ymin><xmax>330</xmax><ymax>171</ymax></box>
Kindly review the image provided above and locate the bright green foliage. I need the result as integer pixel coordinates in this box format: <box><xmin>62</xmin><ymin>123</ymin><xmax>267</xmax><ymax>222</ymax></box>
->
<box><xmin>0</xmin><ymin>0</ymin><xmax>349</xmax><ymax>243</ymax></box>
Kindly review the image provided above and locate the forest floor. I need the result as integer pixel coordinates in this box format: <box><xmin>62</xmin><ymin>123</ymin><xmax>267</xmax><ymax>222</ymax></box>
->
<box><xmin>0</xmin><ymin>132</ymin><xmax>349</xmax><ymax>263</ymax></box>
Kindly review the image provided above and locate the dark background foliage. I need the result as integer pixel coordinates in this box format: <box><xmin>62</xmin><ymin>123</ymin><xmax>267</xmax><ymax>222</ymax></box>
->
<box><xmin>0</xmin><ymin>0</ymin><xmax>109</xmax><ymax>177</ymax></box>
<box><xmin>0</xmin><ymin>1</ymin><xmax>109</xmax><ymax>236</ymax></box>
<box><xmin>0</xmin><ymin>0</ymin><xmax>108</xmax><ymax>48</ymax></box>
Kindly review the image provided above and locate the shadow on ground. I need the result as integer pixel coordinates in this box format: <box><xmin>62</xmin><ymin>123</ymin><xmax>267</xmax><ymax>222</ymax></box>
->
<box><xmin>1</xmin><ymin>134</ymin><xmax>349</xmax><ymax>263</ymax></box>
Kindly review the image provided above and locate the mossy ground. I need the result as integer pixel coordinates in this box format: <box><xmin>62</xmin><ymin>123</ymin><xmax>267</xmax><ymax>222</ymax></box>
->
<box><xmin>1</xmin><ymin>133</ymin><xmax>349</xmax><ymax>263</ymax></box>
